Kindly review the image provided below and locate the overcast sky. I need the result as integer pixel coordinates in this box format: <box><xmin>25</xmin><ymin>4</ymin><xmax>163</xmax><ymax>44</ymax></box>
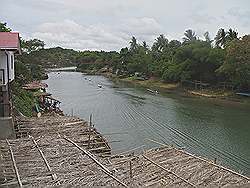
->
<box><xmin>1</xmin><ymin>0</ymin><xmax>250</xmax><ymax>51</ymax></box>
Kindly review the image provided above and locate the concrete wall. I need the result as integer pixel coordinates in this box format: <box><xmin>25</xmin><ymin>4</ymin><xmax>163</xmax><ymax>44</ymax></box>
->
<box><xmin>0</xmin><ymin>117</ymin><xmax>14</xmax><ymax>139</ymax></box>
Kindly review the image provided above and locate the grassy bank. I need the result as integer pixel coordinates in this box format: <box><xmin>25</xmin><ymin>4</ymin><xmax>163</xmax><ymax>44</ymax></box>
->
<box><xmin>112</xmin><ymin>75</ymin><xmax>250</xmax><ymax>106</ymax></box>
<box><xmin>12</xmin><ymin>83</ymin><xmax>35</xmax><ymax>117</ymax></box>
<box><xmin>77</xmin><ymin>69</ymin><xmax>250</xmax><ymax>106</ymax></box>
<box><xmin>121</xmin><ymin>76</ymin><xmax>179</xmax><ymax>90</ymax></box>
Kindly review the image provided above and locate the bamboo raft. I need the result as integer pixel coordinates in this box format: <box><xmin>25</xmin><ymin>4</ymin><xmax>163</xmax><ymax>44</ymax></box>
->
<box><xmin>0</xmin><ymin>115</ymin><xmax>249</xmax><ymax>187</ymax></box>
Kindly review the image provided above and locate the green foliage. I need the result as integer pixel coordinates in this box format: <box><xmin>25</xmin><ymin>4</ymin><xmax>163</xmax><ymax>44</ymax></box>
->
<box><xmin>4</xmin><ymin>19</ymin><xmax>248</xmax><ymax>91</ymax></box>
<box><xmin>129</xmin><ymin>36</ymin><xmax>138</xmax><ymax>52</ymax></box>
<box><xmin>183</xmin><ymin>29</ymin><xmax>197</xmax><ymax>43</ymax></box>
<box><xmin>217</xmin><ymin>35</ymin><xmax>250</xmax><ymax>89</ymax></box>
<box><xmin>15</xmin><ymin>60</ymin><xmax>32</xmax><ymax>84</ymax></box>
<box><xmin>76</xmin><ymin>51</ymin><xmax>119</xmax><ymax>72</ymax></box>
<box><xmin>152</xmin><ymin>34</ymin><xmax>168</xmax><ymax>52</ymax></box>
<box><xmin>12</xmin><ymin>83</ymin><xmax>34</xmax><ymax>117</ymax></box>
<box><xmin>21</xmin><ymin>38</ymin><xmax>45</xmax><ymax>53</ymax></box>
<box><xmin>215</xmin><ymin>28</ymin><xmax>239</xmax><ymax>48</ymax></box>
<box><xmin>18</xmin><ymin>47</ymin><xmax>79</xmax><ymax>68</ymax></box>
<box><xmin>12</xmin><ymin>36</ymin><xmax>48</xmax><ymax>116</ymax></box>
<box><xmin>0</xmin><ymin>22</ymin><xmax>11</xmax><ymax>32</ymax></box>
<box><xmin>117</xmin><ymin>34</ymin><xmax>228</xmax><ymax>85</ymax></box>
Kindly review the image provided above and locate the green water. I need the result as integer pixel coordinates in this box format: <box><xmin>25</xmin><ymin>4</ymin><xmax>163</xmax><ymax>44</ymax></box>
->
<box><xmin>45</xmin><ymin>71</ymin><xmax>250</xmax><ymax>175</ymax></box>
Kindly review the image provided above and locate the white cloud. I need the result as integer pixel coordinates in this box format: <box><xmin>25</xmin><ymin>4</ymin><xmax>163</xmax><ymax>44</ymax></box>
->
<box><xmin>228</xmin><ymin>8</ymin><xmax>250</xmax><ymax>26</ymax></box>
<box><xmin>1</xmin><ymin>0</ymin><xmax>250</xmax><ymax>50</ymax></box>
<box><xmin>32</xmin><ymin>18</ymin><xmax>162</xmax><ymax>51</ymax></box>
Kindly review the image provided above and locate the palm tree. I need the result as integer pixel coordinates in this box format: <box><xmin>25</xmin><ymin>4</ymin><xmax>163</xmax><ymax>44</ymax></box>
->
<box><xmin>0</xmin><ymin>22</ymin><xmax>11</xmax><ymax>32</ymax></box>
<box><xmin>215</xmin><ymin>28</ymin><xmax>239</xmax><ymax>48</ymax></box>
<box><xmin>226</xmin><ymin>28</ymin><xmax>238</xmax><ymax>42</ymax></box>
<box><xmin>183</xmin><ymin>29</ymin><xmax>197</xmax><ymax>43</ymax></box>
<box><xmin>142</xmin><ymin>41</ymin><xmax>148</xmax><ymax>49</ymax></box>
<box><xmin>129</xmin><ymin>36</ymin><xmax>138</xmax><ymax>52</ymax></box>
<box><xmin>204</xmin><ymin>31</ymin><xmax>213</xmax><ymax>44</ymax></box>
<box><xmin>152</xmin><ymin>34</ymin><xmax>168</xmax><ymax>52</ymax></box>
<box><xmin>142</xmin><ymin>41</ymin><xmax>149</xmax><ymax>53</ymax></box>
<box><xmin>215</xmin><ymin>28</ymin><xmax>227</xmax><ymax>48</ymax></box>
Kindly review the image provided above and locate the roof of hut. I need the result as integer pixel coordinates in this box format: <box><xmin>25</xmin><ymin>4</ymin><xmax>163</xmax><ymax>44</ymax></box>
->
<box><xmin>22</xmin><ymin>81</ymin><xmax>48</xmax><ymax>90</ymax></box>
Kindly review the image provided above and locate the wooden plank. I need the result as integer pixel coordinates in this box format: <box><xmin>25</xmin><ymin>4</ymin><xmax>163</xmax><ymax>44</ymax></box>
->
<box><xmin>62</xmin><ymin>135</ymin><xmax>128</xmax><ymax>187</ymax></box>
<box><xmin>29</xmin><ymin>136</ymin><xmax>57</xmax><ymax>180</ymax></box>
<box><xmin>142</xmin><ymin>154</ymin><xmax>196</xmax><ymax>187</ymax></box>
<box><xmin>145</xmin><ymin>138</ymin><xmax>250</xmax><ymax>181</ymax></box>
<box><xmin>6</xmin><ymin>139</ymin><xmax>23</xmax><ymax>188</ymax></box>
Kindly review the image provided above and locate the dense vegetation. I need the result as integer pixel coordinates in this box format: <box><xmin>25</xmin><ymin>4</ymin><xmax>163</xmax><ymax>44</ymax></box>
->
<box><xmin>75</xmin><ymin>30</ymin><xmax>250</xmax><ymax>91</ymax></box>
<box><xmin>1</xmin><ymin>22</ymin><xmax>250</xmax><ymax>93</ymax></box>
<box><xmin>1</xmin><ymin>23</ymin><xmax>47</xmax><ymax>116</ymax></box>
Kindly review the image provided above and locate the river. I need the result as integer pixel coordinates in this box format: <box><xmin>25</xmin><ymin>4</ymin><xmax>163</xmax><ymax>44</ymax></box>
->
<box><xmin>45</xmin><ymin>71</ymin><xmax>250</xmax><ymax>175</ymax></box>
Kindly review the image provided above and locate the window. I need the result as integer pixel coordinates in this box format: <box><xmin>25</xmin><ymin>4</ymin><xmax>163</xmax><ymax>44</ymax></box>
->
<box><xmin>0</xmin><ymin>69</ymin><xmax>4</xmax><ymax>85</ymax></box>
<box><xmin>11</xmin><ymin>55</ymin><xmax>14</xmax><ymax>69</ymax></box>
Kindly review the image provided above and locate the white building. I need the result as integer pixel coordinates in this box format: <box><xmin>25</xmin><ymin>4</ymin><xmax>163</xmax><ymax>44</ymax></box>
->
<box><xmin>0</xmin><ymin>32</ymin><xmax>21</xmax><ymax>117</ymax></box>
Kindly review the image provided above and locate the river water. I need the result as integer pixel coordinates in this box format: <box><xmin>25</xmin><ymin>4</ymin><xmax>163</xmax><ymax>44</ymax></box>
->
<box><xmin>45</xmin><ymin>71</ymin><xmax>250</xmax><ymax>175</ymax></box>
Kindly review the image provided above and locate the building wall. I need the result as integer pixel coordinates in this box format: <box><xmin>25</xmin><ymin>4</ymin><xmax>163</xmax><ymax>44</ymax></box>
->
<box><xmin>8</xmin><ymin>51</ymin><xmax>15</xmax><ymax>82</ymax></box>
<box><xmin>0</xmin><ymin>117</ymin><xmax>15</xmax><ymax>139</ymax></box>
<box><xmin>0</xmin><ymin>51</ymin><xmax>8</xmax><ymax>85</ymax></box>
<box><xmin>0</xmin><ymin>51</ymin><xmax>15</xmax><ymax>85</ymax></box>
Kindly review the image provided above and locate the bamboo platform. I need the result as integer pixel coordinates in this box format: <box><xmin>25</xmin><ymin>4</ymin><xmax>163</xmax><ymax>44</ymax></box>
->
<box><xmin>109</xmin><ymin>146</ymin><xmax>250</xmax><ymax>187</ymax></box>
<box><xmin>0</xmin><ymin>115</ymin><xmax>249</xmax><ymax>187</ymax></box>
<box><xmin>13</xmin><ymin>115</ymin><xmax>111</xmax><ymax>155</ymax></box>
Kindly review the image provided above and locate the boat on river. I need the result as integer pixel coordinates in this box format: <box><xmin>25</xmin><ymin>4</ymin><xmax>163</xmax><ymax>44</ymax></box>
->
<box><xmin>147</xmin><ymin>88</ymin><xmax>159</xmax><ymax>94</ymax></box>
<box><xmin>236</xmin><ymin>92</ymin><xmax>250</xmax><ymax>97</ymax></box>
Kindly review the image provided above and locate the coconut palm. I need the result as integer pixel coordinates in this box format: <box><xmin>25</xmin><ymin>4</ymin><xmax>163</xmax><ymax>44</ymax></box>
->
<box><xmin>142</xmin><ymin>41</ymin><xmax>148</xmax><ymax>49</ymax></box>
<box><xmin>204</xmin><ymin>31</ymin><xmax>213</xmax><ymax>44</ymax></box>
<box><xmin>215</xmin><ymin>28</ymin><xmax>239</xmax><ymax>48</ymax></box>
<box><xmin>215</xmin><ymin>28</ymin><xmax>227</xmax><ymax>48</ymax></box>
<box><xmin>226</xmin><ymin>28</ymin><xmax>238</xmax><ymax>41</ymax></box>
<box><xmin>183</xmin><ymin>29</ymin><xmax>197</xmax><ymax>43</ymax></box>
<box><xmin>129</xmin><ymin>36</ymin><xmax>138</xmax><ymax>52</ymax></box>
<box><xmin>152</xmin><ymin>34</ymin><xmax>168</xmax><ymax>52</ymax></box>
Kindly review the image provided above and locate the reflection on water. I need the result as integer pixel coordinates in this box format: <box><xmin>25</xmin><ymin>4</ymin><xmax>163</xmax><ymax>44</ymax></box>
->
<box><xmin>45</xmin><ymin>71</ymin><xmax>250</xmax><ymax>175</ymax></box>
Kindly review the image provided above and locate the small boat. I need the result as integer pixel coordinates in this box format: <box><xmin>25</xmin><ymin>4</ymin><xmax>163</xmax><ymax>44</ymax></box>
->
<box><xmin>88</xmin><ymin>79</ymin><xmax>91</xmax><ymax>81</ymax></box>
<box><xmin>98</xmin><ymin>84</ymin><xmax>103</xmax><ymax>88</ymax></box>
<box><xmin>236</xmin><ymin>92</ymin><xmax>250</xmax><ymax>97</ymax></box>
<box><xmin>147</xmin><ymin>89</ymin><xmax>159</xmax><ymax>95</ymax></box>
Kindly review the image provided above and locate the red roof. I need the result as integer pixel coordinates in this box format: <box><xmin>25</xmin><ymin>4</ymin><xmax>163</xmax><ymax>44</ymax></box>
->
<box><xmin>0</xmin><ymin>32</ymin><xmax>21</xmax><ymax>54</ymax></box>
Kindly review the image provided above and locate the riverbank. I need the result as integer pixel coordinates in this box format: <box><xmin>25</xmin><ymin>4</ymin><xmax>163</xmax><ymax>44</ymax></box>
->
<box><xmin>3</xmin><ymin>70</ymin><xmax>247</xmax><ymax>185</ymax></box>
<box><xmin>98</xmin><ymin>72</ymin><xmax>250</xmax><ymax>107</ymax></box>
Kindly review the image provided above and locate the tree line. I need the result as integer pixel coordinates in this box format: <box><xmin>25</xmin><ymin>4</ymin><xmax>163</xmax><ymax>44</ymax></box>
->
<box><xmin>1</xmin><ymin>22</ymin><xmax>249</xmax><ymax>91</ymax></box>
<box><xmin>80</xmin><ymin>29</ymin><xmax>249</xmax><ymax>91</ymax></box>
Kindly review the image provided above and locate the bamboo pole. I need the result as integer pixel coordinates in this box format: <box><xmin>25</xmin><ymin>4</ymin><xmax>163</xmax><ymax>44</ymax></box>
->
<box><xmin>142</xmin><ymin>154</ymin><xmax>196</xmax><ymax>187</ymax></box>
<box><xmin>87</xmin><ymin>114</ymin><xmax>93</xmax><ymax>149</ymax></box>
<box><xmin>29</xmin><ymin>136</ymin><xmax>57</xmax><ymax>180</ymax></box>
<box><xmin>129</xmin><ymin>160</ymin><xmax>133</xmax><ymax>179</ymax></box>
<box><xmin>6</xmin><ymin>139</ymin><xmax>23</xmax><ymax>188</ymax></box>
<box><xmin>62</xmin><ymin>135</ymin><xmax>128</xmax><ymax>187</ymax></box>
